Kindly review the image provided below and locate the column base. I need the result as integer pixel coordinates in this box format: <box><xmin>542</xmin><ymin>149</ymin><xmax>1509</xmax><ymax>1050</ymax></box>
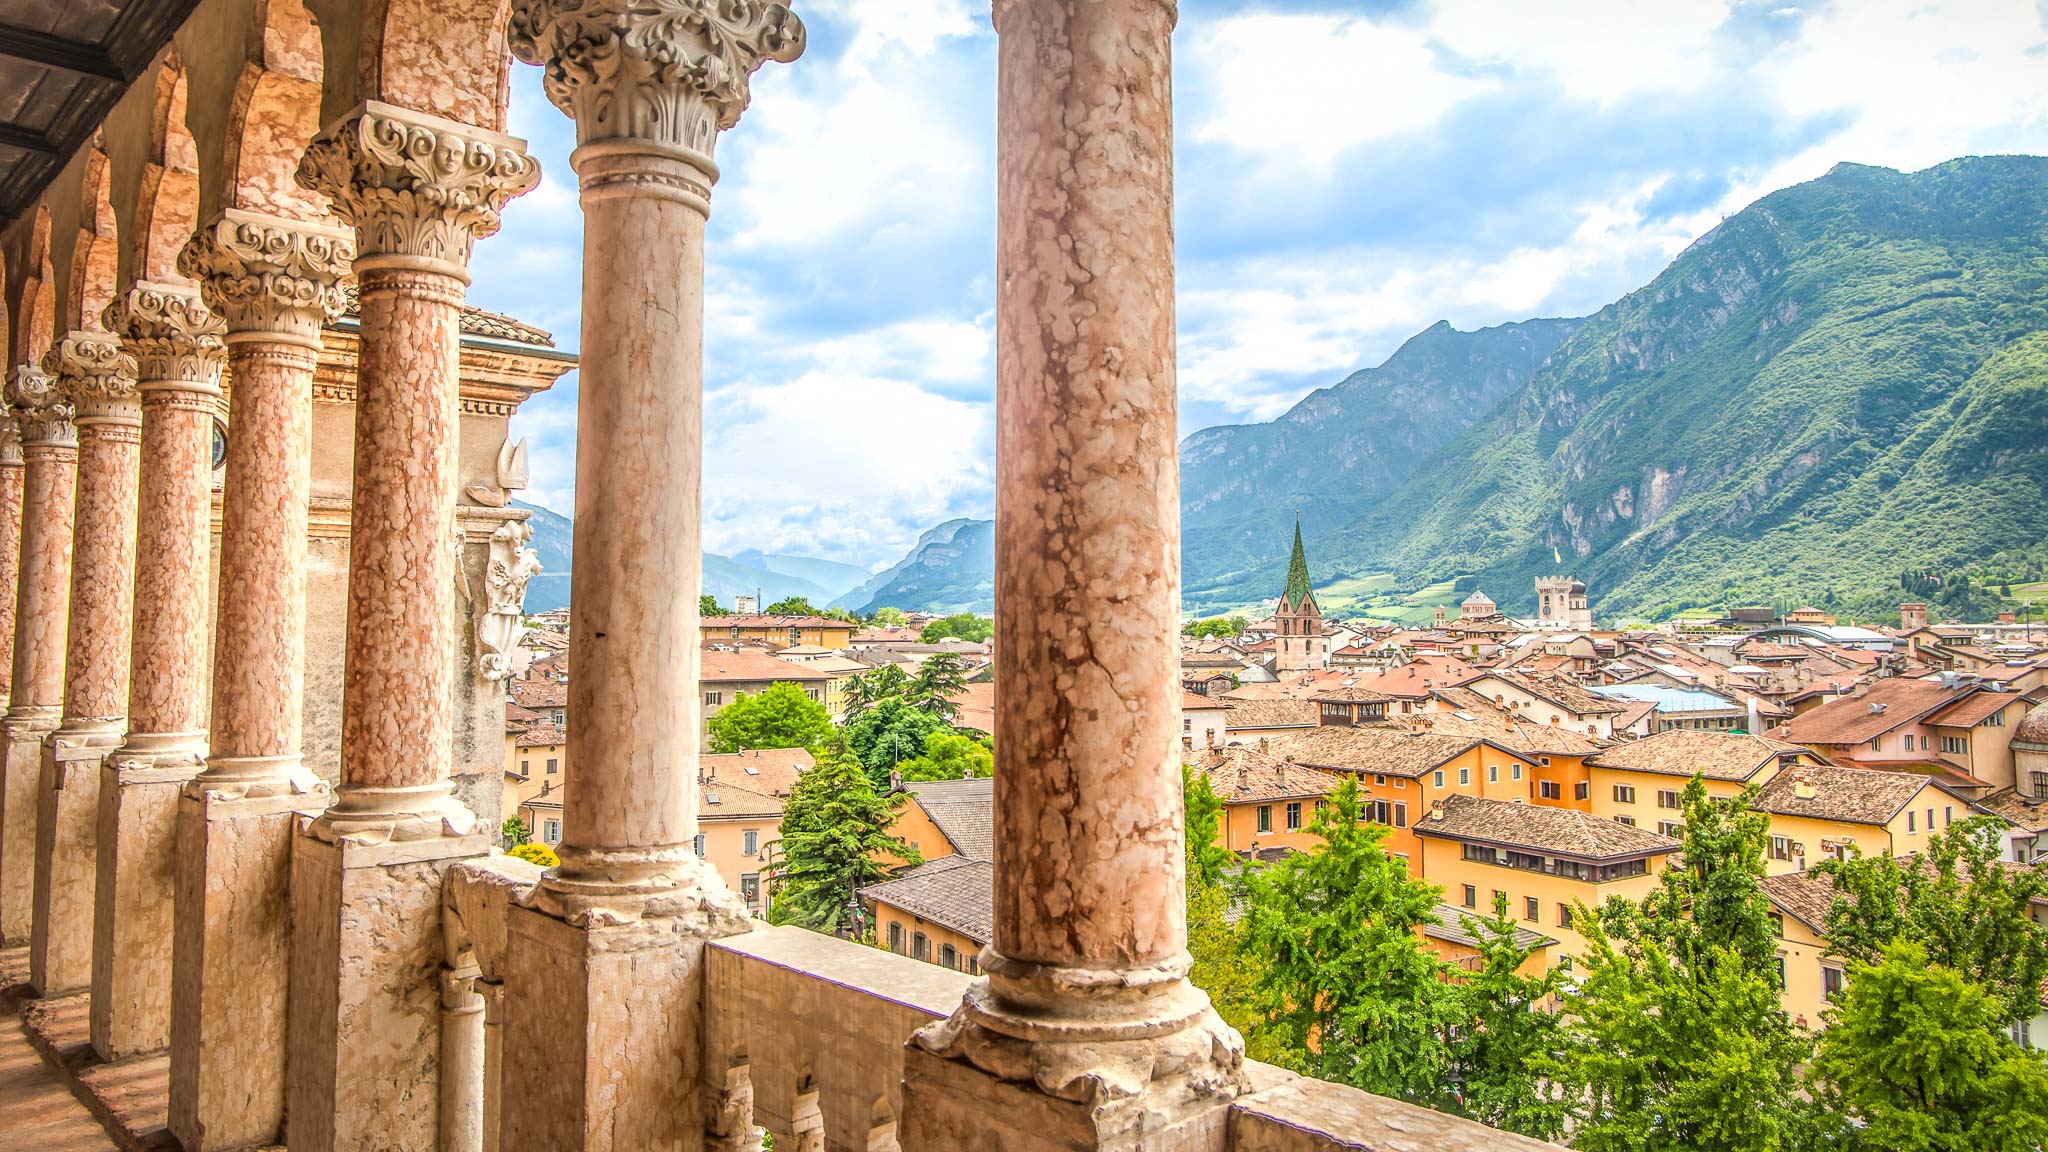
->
<box><xmin>286</xmin><ymin>825</ymin><xmax>492</xmax><ymax>1151</ymax></box>
<box><xmin>90</xmin><ymin>739</ymin><xmax>204</xmax><ymax>1061</ymax></box>
<box><xmin>902</xmin><ymin>952</ymin><xmax>1248</xmax><ymax>1152</ymax></box>
<box><xmin>169</xmin><ymin>773</ymin><xmax>329</xmax><ymax>1152</ymax></box>
<box><xmin>31</xmin><ymin>729</ymin><xmax>119</xmax><ymax>996</ymax></box>
<box><xmin>0</xmin><ymin>710</ymin><xmax>57</xmax><ymax>945</ymax></box>
<box><xmin>500</xmin><ymin>856</ymin><xmax>751</xmax><ymax>1151</ymax></box>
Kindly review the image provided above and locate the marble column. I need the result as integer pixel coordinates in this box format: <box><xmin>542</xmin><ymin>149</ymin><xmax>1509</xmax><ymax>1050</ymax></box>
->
<box><xmin>88</xmin><ymin>283</ymin><xmax>225</xmax><ymax>1060</ymax></box>
<box><xmin>0</xmin><ymin>368</ymin><xmax>74</xmax><ymax>947</ymax></box>
<box><xmin>30</xmin><ymin>329</ymin><xmax>138</xmax><ymax>998</ymax></box>
<box><xmin>166</xmin><ymin>210</ymin><xmax>349</xmax><ymax>1150</ymax></box>
<box><xmin>288</xmin><ymin>102</ymin><xmax>536</xmax><ymax>1151</ymax></box>
<box><xmin>0</xmin><ymin>419</ymin><xmax>25</xmax><ymax>712</ymax></box>
<box><xmin>902</xmin><ymin>1</ymin><xmax>1248</xmax><ymax>1148</ymax></box>
<box><xmin>498</xmin><ymin>4</ymin><xmax>800</xmax><ymax>1148</ymax></box>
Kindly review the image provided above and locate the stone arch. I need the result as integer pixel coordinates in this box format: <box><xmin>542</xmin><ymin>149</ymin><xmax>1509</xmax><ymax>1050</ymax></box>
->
<box><xmin>45</xmin><ymin>144</ymin><xmax>120</xmax><ymax>335</ymax></box>
<box><xmin>179</xmin><ymin>0</ymin><xmax>331</xmax><ymax>222</ymax></box>
<box><xmin>104</xmin><ymin>50</ymin><xmax>206</xmax><ymax>293</ymax></box>
<box><xmin>305</xmin><ymin>0</ymin><xmax>515</xmax><ymax>131</ymax></box>
<box><xmin>1</xmin><ymin>205</ymin><xmax>55</xmax><ymax>369</ymax></box>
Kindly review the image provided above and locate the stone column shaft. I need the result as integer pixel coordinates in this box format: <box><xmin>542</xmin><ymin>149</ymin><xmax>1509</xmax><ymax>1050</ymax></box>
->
<box><xmin>90</xmin><ymin>282</ymin><xmax>226</xmax><ymax>1061</ymax></box>
<box><xmin>0</xmin><ymin>423</ymin><xmax>24</xmax><ymax>710</ymax></box>
<box><xmin>31</xmin><ymin>328</ymin><xmax>138</xmax><ymax>998</ymax></box>
<box><xmin>287</xmin><ymin>102</ymin><xmax>535</xmax><ymax>1151</ymax></box>
<box><xmin>168</xmin><ymin>208</ymin><xmax>350</xmax><ymax>1152</ymax></box>
<box><xmin>497</xmin><ymin>4</ymin><xmax>800</xmax><ymax>1148</ymax></box>
<box><xmin>904</xmin><ymin>1</ymin><xmax>1247</xmax><ymax>1147</ymax></box>
<box><xmin>0</xmin><ymin>367</ymin><xmax>74</xmax><ymax>946</ymax></box>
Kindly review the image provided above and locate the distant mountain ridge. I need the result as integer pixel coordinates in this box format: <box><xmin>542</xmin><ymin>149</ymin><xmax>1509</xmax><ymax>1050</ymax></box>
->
<box><xmin>832</xmin><ymin>518</ymin><xmax>995</xmax><ymax>615</ymax></box>
<box><xmin>512</xmin><ymin>501</ymin><xmax>874</xmax><ymax>614</ymax></box>
<box><xmin>1185</xmin><ymin>155</ymin><xmax>2048</xmax><ymax>621</ymax></box>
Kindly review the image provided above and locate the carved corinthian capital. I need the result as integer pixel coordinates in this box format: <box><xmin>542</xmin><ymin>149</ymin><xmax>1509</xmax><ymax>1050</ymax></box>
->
<box><xmin>178</xmin><ymin>210</ymin><xmax>356</xmax><ymax>349</ymax></box>
<box><xmin>6</xmin><ymin>367</ymin><xmax>76</xmax><ymax>448</ymax></box>
<box><xmin>295</xmin><ymin>102</ymin><xmax>540</xmax><ymax>277</ymax></box>
<box><xmin>103</xmin><ymin>282</ymin><xmax>227</xmax><ymax>391</ymax></box>
<box><xmin>507</xmin><ymin>0</ymin><xmax>804</xmax><ymax>159</ymax></box>
<box><xmin>42</xmin><ymin>330</ymin><xmax>139</xmax><ymax>427</ymax></box>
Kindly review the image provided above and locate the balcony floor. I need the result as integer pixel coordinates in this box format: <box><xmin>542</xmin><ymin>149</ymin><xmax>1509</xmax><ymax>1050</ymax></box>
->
<box><xmin>0</xmin><ymin>948</ymin><xmax>120</xmax><ymax>1150</ymax></box>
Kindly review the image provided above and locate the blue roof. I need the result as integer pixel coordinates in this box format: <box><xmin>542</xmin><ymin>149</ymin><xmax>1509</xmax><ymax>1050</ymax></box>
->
<box><xmin>1588</xmin><ymin>684</ymin><xmax>1741</xmax><ymax>713</ymax></box>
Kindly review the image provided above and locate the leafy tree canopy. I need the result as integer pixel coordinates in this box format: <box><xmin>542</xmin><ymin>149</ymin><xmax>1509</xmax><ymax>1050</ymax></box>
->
<box><xmin>842</xmin><ymin>697</ymin><xmax>951</xmax><ymax>786</ymax></box>
<box><xmin>894</xmin><ymin>730</ymin><xmax>992</xmax><ymax>782</ymax></box>
<box><xmin>705</xmin><ymin>680</ymin><xmax>834</xmax><ymax>754</ymax></box>
<box><xmin>869</xmin><ymin>606</ymin><xmax>908</xmax><ymax>627</ymax></box>
<box><xmin>700</xmin><ymin>594</ymin><xmax>725</xmax><ymax>617</ymax></box>
<box><xmin>906</xmin><ymin>653</ymin><xmax>968</xmax><ymax>720</ymax></box>
<box><xmin>1444</xmin><ymin>894</ymin><xmax>1570</xmax><ymax>1141</ymax></box>
<box><xmin>920</xmin><ymin>613</ymin><xmax>993</xmax><ymax>644</ymax></box>
<box><xmin>1183</xmin><ymin>615</ymin><xmax>1251</xmax><ymax>639</ymax></box>
<box><xmin>768</xmin><ymin>746</ymin><xmax>918</xmax><ymax>935</ymax></box>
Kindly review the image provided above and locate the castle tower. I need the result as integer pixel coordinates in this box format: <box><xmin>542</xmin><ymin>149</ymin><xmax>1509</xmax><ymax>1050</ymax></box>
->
<box><xmin>1535</xmin><ymin>575</ymin><xmax>1593</xmax><ymax>630</ymax></box>
<box><xmin>1275</xmin><ymin>518</ymin><xmax>1329</xmax><ymax>673</ymax></box>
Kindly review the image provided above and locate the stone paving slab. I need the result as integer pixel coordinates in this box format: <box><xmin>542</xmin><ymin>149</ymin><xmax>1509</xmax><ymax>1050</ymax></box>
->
<box><xmin>0</xmin><ymin>946</ymin><xmax>118</xmax><ymax>1151</ymax></box>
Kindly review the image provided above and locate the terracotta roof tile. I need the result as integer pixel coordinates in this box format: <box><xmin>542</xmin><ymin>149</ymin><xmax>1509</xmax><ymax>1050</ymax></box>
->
<box><xmin>906</xmin><ymin>778</ymin><xmax>993</xmax><ymax>861</ymax></box>
<box><xmin>1190</xmin><ymin>746</ymin><xmax>1345</xmax><ymax>804</ymax></box>
<box><xmin>1414</xmin><ymin>794</ymin><xmax>1680</xmax><ymax>859</ymax></box>
<box><xmin>1754</xmin><ymin>762</ymin><xmax>1943</xmax><ymax>826</ymax></box>
<box><xmin>700</xmin><ymin>650</ymin><xmax>831</xmax><ymax>683</ymax></box>
<box><xmin>1780</xmin><ymin>680</ymin><xmax>1974</xmax><ymax>746</ymax></box>
<box><xmin>860</xmin><ymin>856</ymin><xmax>991</xmax><ymax>945</ymax></box>
<box><xmin>1587</xmin><ymin>730</ymin><xmax>1810</xmax><ymax>781</ymax></box>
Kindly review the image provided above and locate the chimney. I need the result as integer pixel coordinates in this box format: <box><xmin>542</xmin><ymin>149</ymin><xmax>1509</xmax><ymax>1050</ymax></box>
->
<box><xmin>1258</xmin><ymin>737</ymin><xmax>1270</xmax><ymax>755</ymax></box>
<box><xmin>1747</xmin><ymin>697</ymin><xmax>1760</xmax><ymax>734</ymax></box>
<box><xmin>1794</xmin><ymin>780</ymin><xmax>1816</xmax><ymax>800</ymax></box>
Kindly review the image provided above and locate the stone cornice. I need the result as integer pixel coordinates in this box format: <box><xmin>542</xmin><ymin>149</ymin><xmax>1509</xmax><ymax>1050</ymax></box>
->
<box><xmin>42</xmin><ymin>331</ymin><xmax>140</xmax><ymax>428</ymax></box>
<box><xmin>508</xmin><ymin>0</ymin><xmax>803</xmax><ymax>162</ymax></box>
<box><xmin>295</xmin><ymin>102</ymin><xmax>540</xmax><ymax>279</ymax></box>
<box><xmin>180</xmin><ymin>209</ymin><xmax>356</xmax><ymax>350</ymax></box>
<box><xmin>103</xmin><ymin>281</ymin><xmax>227</xmax><ymax>392</ymax></box>
<box><xmin>5</xmin><ymin>366</ymin><xmax>76</xmax><ymax>448</ymax></box>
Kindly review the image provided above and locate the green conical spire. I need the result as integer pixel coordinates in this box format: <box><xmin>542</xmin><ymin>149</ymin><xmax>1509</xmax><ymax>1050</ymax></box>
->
<box><xmin>1283</xmin><ymin>515</ymin><xmax>1314</xmax><ymax>610</ymax></box>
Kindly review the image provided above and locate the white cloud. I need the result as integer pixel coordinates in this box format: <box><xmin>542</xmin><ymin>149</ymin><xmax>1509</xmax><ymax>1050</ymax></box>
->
<box><xmin>1187</xmin><ymin>13</ymin><xmax>1496</xmax><ymax>167</ymax></box>
<box><xmin>1430</xmin><ymin>0</ymin><xmax>1734</xmax><ymax>107</ymax></box>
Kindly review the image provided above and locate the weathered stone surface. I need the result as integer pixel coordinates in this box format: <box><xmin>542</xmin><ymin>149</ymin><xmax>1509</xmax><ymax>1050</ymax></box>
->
<box><xmin>89</xmin><ymin>760</ymin><xmax>190</xmax><ymax>1060</ymax></box>
<box><xmin>1228</xmin><ymin>1063</ymin><xmax>1563</xmax><ymax>1151</ymax></box>
<box><xmin>287</xmin><ymin>832</ymin><xmax>489</xmax><ymax>1151</ymax></box>
<box><xmin>31</xmin><ymin>742</ymin><xmax>103</xmax><ymax>996</ymax></box>
<box><xmin>0</xmin><ymin>722</ymin><xmax>53</xmax><ymax>944</ymax></box>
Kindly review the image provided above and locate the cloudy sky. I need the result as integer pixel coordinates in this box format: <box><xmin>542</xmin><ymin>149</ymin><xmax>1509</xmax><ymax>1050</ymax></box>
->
<box><xmin>467</xmin><ymin>0</ymin><xmax>2048</xmax><ymax>571</ymax></box>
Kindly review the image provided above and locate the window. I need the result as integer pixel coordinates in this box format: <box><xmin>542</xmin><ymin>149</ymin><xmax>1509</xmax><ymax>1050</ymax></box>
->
<box><xmin>1615</xmin><ymin>815</ymin><xmax>1637</xmax><ymax>827</ymax></box>
<box><xmin>1463</xmin><ymin>844</ymin><xmax>1499</xmax><ymax>865</ymax></box>
<box><xmin>1769</xmin><ymin>835</ymin><xmax>1793</xmax><ymax>862</ymax></box>
<box><xmin>913</xmin><ymin>933</ymin><xmax>929</xmax><ymax>962</ymax></box>
<box><xmin>520</xmin><ymin>759</ymin><xmax>529</xmax><ymax>774</ymax></box>
<box><xmin>1539</xmin><ymin>780</ymin><xmax>1561</xmax><ymax>799</ymax></box>
<box><xmin>888</xmin><ymin>923</ymin><xmax>904</xmax><ymax>954</ymax></box>
<box><xmin>1463</xmin><ymin>884</ymin><xmax>1477</xmax><ymax>908</ymax></box>
<box><xmin>1871</xmin><ymin>736</ymin><xmax>1882</xmax><ymax>753</ymax></box>
<box><xmin>546</xmin><ymin>758</ymin><xmax>558</xmax><ymax>775</ymax></box>
<box><xmin>807</xmin><ymin>688</ymin><xmax>820</xmax><ymax>702</ymax></box>
<box><xmin>1822</xmin><ymin>965</ymin><xmax>1844</xmax><ymax>1002</ymax></box>
<box><xmin>1373</xmin><ymin>774</ymin><xmax>1386</xmax><ymax>786</ymax></box>
<box><xmin>1613</xmin><ymin>784</ymin><xmax>1636</xmax><ymax>804</ymax></box>
<box><xmin>1525</xmin><ymin>896</ymin><xmax>1539</xmax><ymax>922</ymax></box>
<box><xmin>1946</xmin><ymin>805</ymin><xmax>1954</xmax><ymax>827</ymax></box>
<box><xmin>1512</xmin><ymin>763</ymin><xmax>1523</xmax><ymax>781</ymax></box>
<box><xmin>1257</xmin><ymin>805</ymin><xmax>1272</xmax><ymax>833</ymax></box>
<box><xmin>1942</xmin><ymin>735</ymin><xmax>1970</xmax><ymax>755</ymax></box>
<box><xmin>1657</xmin><ymin>789</ymin><xmax>1681</xmax><ymax>809</ymax></box>
<box><xmin>1285</xmin><ymin>802</ymin><xmax>1302</xmax><ymax>831</ymax></box>
<box><xmin>693</xmin><ymin>834</ymin><xmax>706</xmax><ymax>857</ymax></box>
<box><xmin>2013</xmin><ymin>1019</ymin><xmax>2033</xmax><ymax>1048</ymax></box>
<box><xmin>1488</xmin><ymin>765</ymin><xmax>1499</xmax><ymax>784</ymax></box>
<box><xmin>705</xmin><ymin>691</ymin><xmax>723</xmax><ymax>706</ymax></box>
<box><xmin>743</xmin><ymin>829</ymin><xmax>759</xmax><ymax>856</ymax></box>
<box><xmin>1434</xmin><ymin>770</ymin><xmax>1445</xmax><ymax>788</ymax></box>
<box><xmin>1907</xmin><ymin>811</ymin><xmax>1916</xmax><ymax>833</ymax></box>
<box><xmin>1558</xmin><ymin>904</ymin><xmax>1574</xmax><ymax>929</ymax></box>
<box><xmin>740</xmin><ymin>873</ymin><xmax>760</xmax><ymax>905</ymax></box>
<box><xmin>1459</xmin><ymin>767</ymin><xmax>1471</xmax><ymax>786</ymax></box>
<box><xmin>1774</xmin><ymin>956</ymin><xmax>1785</xmax><ymax>988</ymax></box>
<box><xmin>1393</xmin><ymin>778</ymin><xmax>1406</xmax><ymax>790</ymax></box>
<box><xmin>543</xmin><ymin>819</ymin><xmax>560</xmax><ymax>844</ymax></box>
<box><xmin>1574</xmin><ymin>781</ymin><xmax>1590</xmax><ymax>801</ymax></box>
<box><xmin>1926</xmin><ymin>807</ymin><xmax>1935</xmax><ymax>832</ymax></box>
<box><xmin>1658</xmin><ymin>821</ymin><xmax>1683</xmax><ymax>838</ymax></box>
<box><xmin>1183</xmin><ymin>718</ymin><xmax>1192</xmax><ymax>732</ymax></box>
<box><xmin>940</xmin><ymin>944</ymin><xmax>958</xmax><ymax>970</ymax></box>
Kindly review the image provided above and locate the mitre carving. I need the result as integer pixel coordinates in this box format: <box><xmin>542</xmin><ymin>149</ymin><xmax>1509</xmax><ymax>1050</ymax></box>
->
<box><xmin>102</xmin><ymin>282</ymin><xmax>226</xmax><ymax>388</ymax></box>
<box><xmin>179</xmin><ymin>209</ymin><xmax>355</xmax><ymax>346</ymax></box>
<box><xmin>296</xmin><ymin>102</ymin><xmax>540</xmax><ymax>274</ymax></box>
<box><xmin>5</xmin><ymin>366</ymin><xmax>75</xmax><ymax>448</ymax></box>
<box><xmin>42</xmin><ymin>330</ymin><xmax>139</xmax><ymax>424</ymax></box>
<box><xmin>507</xmin><ymin>0</ymin><xmax>805</xmax><ymax>157</ymax></box>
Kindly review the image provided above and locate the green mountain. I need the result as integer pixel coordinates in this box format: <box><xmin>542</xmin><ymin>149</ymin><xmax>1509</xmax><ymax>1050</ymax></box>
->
<box><xmin>832</xmin><ymin>518</ymin><xmax>994</xmax><ymax>615</ymax></box>
<box><xmin>1181</xmin><ymin>316</ymin><xmax>1581</xmax><ymax>603</ymax></box>
<box><xmin>1187</xmin><ymin>156</ymin><xmax>2048</xmax><ymax>623</ymax></box>
<box><xmin>729</xmin><ymin>549</ymin><xmax>872</xmax><ymax>602</ymax></box>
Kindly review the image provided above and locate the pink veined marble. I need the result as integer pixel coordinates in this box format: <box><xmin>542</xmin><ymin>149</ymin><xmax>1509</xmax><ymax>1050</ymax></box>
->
<box><xmin>9</xmin><ymin>441</ymin><xmax>77</xmax><ymax>717</ymax></box>
<box><xmin>0</xmin><ymin>459</ymin><xmax>25</xmax><ymax>701</ymax></box>
<box><xmin>128</xmin><ymin>389</ymin><xmax>216</xmax><ymax>736</ymax></box>
<box><xmin>62</xmin><ymin>420</ymin><xmax>142</xmax><ymax>725</ymax></box>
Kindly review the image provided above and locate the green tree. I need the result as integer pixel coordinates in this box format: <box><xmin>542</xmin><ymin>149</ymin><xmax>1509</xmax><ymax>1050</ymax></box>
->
<box><xmin>1236</xmin><ymin>779</ymin><xmax>1453</xmax><ymax>1102</ymax></box>
<box><xmin>765</xmin><ymin>595</ymin><xmax>818</xmax><ymax>616</ymax></box>
<box><xmin>1183</xmin><ymin>615</ymin><xmax>1251</xmax><ymax>639</ymax></box>
<box><xmin>1444</xmin><ymin>894</ymin><xmax>1569</xmax><ymax>1141</ymax></box>
<box><xmin>843</xmin><ymin>663</ymin><xmax>910</xmax><ymax>723</ymax></box>
<box><xmin>842</xmin><ymin>697</ymin><xmax>949</xmax><ymax>785</ymax></box>
<box><xmin>870</xmin><ymin>606</ymin><xmax>908</xmax><ymax>627</ymax></box>
<box><xmin>919</xmin><ymin>613</ymin><xmax>992</xmax><ymax>644</ymax></box>
<box><xmin>768</xmin><ymin>746</ymin><xmax>919</xmax><ymax>935</ymax></box>
<box><xmin>1182</xmin><ymin>766</ymin><xmax>1263</xmax><ymax>1051</ymax></box>
<box><xmin>894</xmin><ymin>731</ymin><xmax>993</xmax><ymax>781</ymax></box>
<box><xmin>705</xmin><ymin>681</ymin><xmax>833</xmax><ymax>754</ymax></box>
<box><xmin>501</xmin><ymin>817</ymin><xmax>529</xmax><ymax>846</ymax></box>
<box><xmin>1813</xmin><ymin>939</ymin><xmax>2048</xmax><ymax>1152</ymax></box>
<box><xmin>1550</xmin><ymin>780</ymin><xmax>1810</xmax><ymax>1152</ymax></box>
<box><xmin>700</xmin><ymin>594</ymin><xmax>726</xmax><ymax>617</ymax></box>
<box><xmin>1182</xmin><ymin>765</ymin><xmax>1235</xmax><ymax>891</ymax></box>
<box><xmin>906</xmin><ymin>652</ymin><xmax>968</xmax><ymax>719</ymax></box>
<box><xmin>1817</xmin><ymin>816</ymin><xmax>2048</xmax><ymax>1026</ymax></box>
